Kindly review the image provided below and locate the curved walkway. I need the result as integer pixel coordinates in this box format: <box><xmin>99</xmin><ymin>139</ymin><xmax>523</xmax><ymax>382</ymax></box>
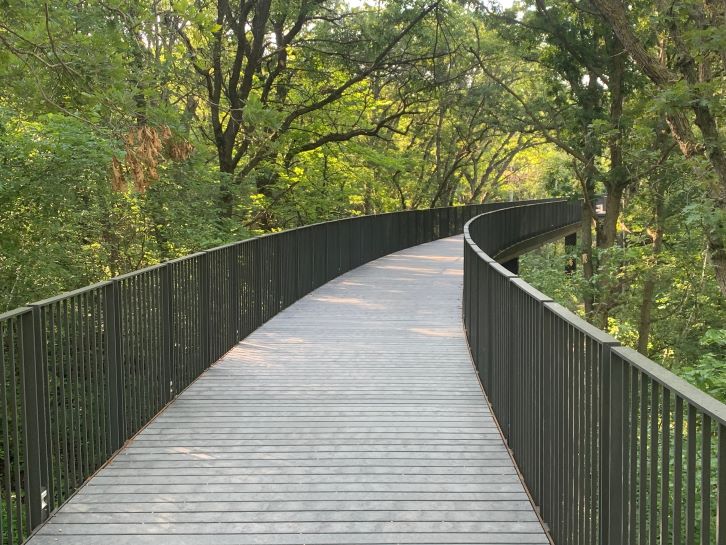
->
<box><xmin>28</xmin><ymin>236</ymin><xmax>548</xmax><ymax>545</ymax></box>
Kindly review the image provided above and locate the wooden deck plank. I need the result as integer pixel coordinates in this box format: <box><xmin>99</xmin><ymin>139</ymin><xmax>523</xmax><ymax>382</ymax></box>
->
<box><xmin>28</xmin><ymin>534</ymin><xmax>549</xmax><ymax>544</ymax></box>
<box><xmin>27</xmin><ymin>236</ymin><xmax>548</xmax><ymax>545</ymax></box>
<box><xmin>48</xmin><ymin>510</ymin><xmax>540</xmax><ymax>523</ymax></box>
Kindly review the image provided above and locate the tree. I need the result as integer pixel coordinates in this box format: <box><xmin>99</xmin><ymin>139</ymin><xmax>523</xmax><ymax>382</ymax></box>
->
<box><xmin>172</xmin><ymin>0</ymin><xmax>438</xmax><ymax>223</ymax></box>
<box><xmin>481</xmin><ymin>0</ymin><xmax>647</xmax><ymax>325</ymax></box>
<box><xmin>590</xmin><ymin>0</ymin><xmax>726</xmax><ymax>295</ymax></box>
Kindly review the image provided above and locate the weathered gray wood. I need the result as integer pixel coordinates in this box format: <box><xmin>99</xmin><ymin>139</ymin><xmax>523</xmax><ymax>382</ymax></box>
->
<box><xmin>35</xmin><ymin>521</ymin><xmax>546</xmax><ymax>534</ymax></box>
<box><xmin>90</xmin><ymin>473</ymin><xmax>522</xmax><ymax>484</ymax></box>
<box><xmin>76</xmin><ymin>483</ymin><xmax>526</xmax><ymax>494</ymax></box>
<box><xmin>96</xmin><ymin>465</ymin><xmax>518</xmax><ymax>476</ymax></box>
<box><xmin>103</xmin><ymin>459</ymin><xmax>517</xmax><ymax>468</ymax></box>
<box><xmin>67</xmin><ymin>492</ymin><xmax>531</xmax><ymax>503</ymax></box>
<box><xmin>60</xmin><ymin>499</ymin><xmax>536</xmax><ymax>513</ymax></box>
<box><xmin>28</xmin><ymin>534</ymin><xmax>549</xmax><ymax>544</ymax></box>
<box><xmin>49</xmin><ymin>510</ymin><xmax>539</xmax><ymax>523</ymax></box>
<box><xmin>27</xmin><ymin>236</ymin><xmax>547</xmax><ymax>545</ymax></box>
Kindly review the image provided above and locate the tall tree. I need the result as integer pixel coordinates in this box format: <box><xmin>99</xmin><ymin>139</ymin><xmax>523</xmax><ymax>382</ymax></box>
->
<box><xmin>481</xmin><ymin>0</ymin><xmax>647</xmax><ymax>324</ymax></box>
<box><xmin>173</xmin><ymin>0</ymin><xmax>437</xmax><ymax>222</ymax></box>
<box><xmin>590</xmin><ymin>0</ymin><xmax>726</xmax><ymax>295</ymax></box>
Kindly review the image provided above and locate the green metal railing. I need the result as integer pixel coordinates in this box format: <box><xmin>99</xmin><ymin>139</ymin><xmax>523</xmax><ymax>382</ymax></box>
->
<box><xmin>2</xmin><ymin>200</ymin><xmax>551</xmax><ymax>545</ymax></box>
<box><xmin>463</xmin><ymin>201</ymin><xmax>726</xmax><ymax>545</ymax></box>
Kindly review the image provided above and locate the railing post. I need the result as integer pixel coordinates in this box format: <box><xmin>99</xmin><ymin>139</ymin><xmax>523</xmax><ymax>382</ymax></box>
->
<box><xmin>294</xmin><ymin>230</ymin><xmax>303</xmax><ymax>300</ymax></box>
<box><xmin>103</xmin><ymin>280</ymin><xmax>124</xmax><ymax>453</ymax></box>
<box><xmin>470</xmin><ymin>251</ymin><xmax>479</xmax><ymax>370</ymax></box>
<box><xmin>505</xmin><ymin>276</ymin><xmax>513</xmax><ymax>439</ymax></box>
<box><xmin>252</xmin><ymin>239</ymin><xmax>262</xmax><ymax>326</ymax></box>
<box><xmin>463</xmin><ymin>240</ymin><xmax>468</xmax><ymax>325</ymax></box>
<box><xmin>199</xmin><ymin>251</ymin><xmax>211</xmax><ymax>369</ymax></box>
<box><xmin>507</xmin><ymin>278</ymin><xmax>516</xmax><ymax>447</ymax></box>
<box><xmin>20</xmin><ymin>307</ymin><xmax>50</xmax><ymax>528</ymax></box>
<box><xmin>718</xmin><ymin>424</ymin><xmax>726</xmax><ymax>545</ymax></box>
<box><xmin>276</xmin><ymin>236</ymin><xmax>283</xmax><ymax>312</ymax></box>
<box><xmin>229</xmin><ymin>245</ymin><xmax>241</xmax><ymax>342</ymax></box>
<box><xmin>476</xmin><ymin>261</ymin><xmax>487</xmax><ymax>390</ymax></box>
<box><xmin>541</xmin><ymin>305</ymin><xmax>553</xmax><ymax>528</ymax></box>
<box><xmin>160</xmin><ymin>265</ymin><xmax>173</xmax><ymax>402</ymax></box>
<box><xmin>486</xmin><ymin>263</ymin><xmax>495</xmax><ymax>397</ymax></box>
<box><xmin>600</xmin><ymin>342</ymin><xmax>625</xmax><ymax>545</ymax></box>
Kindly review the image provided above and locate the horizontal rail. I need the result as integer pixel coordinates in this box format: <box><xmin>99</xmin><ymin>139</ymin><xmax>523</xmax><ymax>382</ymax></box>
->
<box><xmin>494</xmin><ymin>221</ymin><xmax>581</xmax><ymax>263</ymax></box>
<box><xmin>1</xmin><ymin>199</ymin><xmax>554</xmax><ymax>545</ymax></box>
<box><xmin>463</xmin><ymin>201</ymin><xmax>726</xmax><ymax>545</ymax></box>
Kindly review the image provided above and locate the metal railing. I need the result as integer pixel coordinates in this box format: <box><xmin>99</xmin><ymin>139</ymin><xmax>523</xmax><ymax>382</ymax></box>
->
<box><xmin>0</xmin><ymin>199</ymin><xmax>555</xmax><ymax>545</ymax></box>
<box><xmin>463</xmin><ymin>201</ymin><xmax>726</xmax><ymax>545</ymax></box>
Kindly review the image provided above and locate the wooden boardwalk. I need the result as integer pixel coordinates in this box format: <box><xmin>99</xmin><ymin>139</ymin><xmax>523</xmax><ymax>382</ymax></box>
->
<box><xmin>28</xmin><ymin>236</ymin><xmax>549</xmax><ymax>545</ymax></box>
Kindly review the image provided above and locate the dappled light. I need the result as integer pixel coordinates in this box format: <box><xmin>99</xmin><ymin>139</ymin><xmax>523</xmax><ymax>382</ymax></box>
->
<box><xmin>311</xmin><ymin>295</ymin><xmax>386</xmax><ymax>310</ymax></box>
<box><xmin>1</xmin><ymin>0</ymin><xmax>723</xmax><ymax>542</ymax></box>
<box><xmin>409</xmin><ymin>327</ymin><xmax>461</xmax><ymax>338</ymax></box>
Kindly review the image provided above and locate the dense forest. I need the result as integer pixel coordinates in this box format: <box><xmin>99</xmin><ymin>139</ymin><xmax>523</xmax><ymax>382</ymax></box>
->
<box><xmin>0</xmin><ymin>0</ymin><xmax>723</xmax><ymax>396</ymax></box>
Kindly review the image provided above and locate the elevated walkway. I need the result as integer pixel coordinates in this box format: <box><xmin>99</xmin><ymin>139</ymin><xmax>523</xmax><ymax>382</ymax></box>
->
<box><xmin>28</xmin><ymin>236</ymin><xmax>548</xmax><ymax>545</ymax></box>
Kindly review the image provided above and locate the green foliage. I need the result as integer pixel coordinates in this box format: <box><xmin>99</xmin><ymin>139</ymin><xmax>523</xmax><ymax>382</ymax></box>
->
<box><xmin>521</xmin><ymin>223</ymin><xmax>725</xmax><ymax>400</ymax></box>
<box><xmin>0</xmin><ymin>110</ymin><xmax>118</xmax><ymax>309</ymax></box>
<box><xmin>517</xmin><ymin>243</ymin><xmax>585</xmax><ymax>312</ymax></box>
<box><xmin>0</xmin><ymin>107</ymin><xmax>233</xmax><ymax>310</ymax></box>
<box><xmin>681</xmin><ymin>330</ymin><xmax>726</xmax><ymax>403</ymax></box>
<box><xmin>0</xmin><ymin>0</ymin><xmax>722</xmax><ymax>388</ymax></box>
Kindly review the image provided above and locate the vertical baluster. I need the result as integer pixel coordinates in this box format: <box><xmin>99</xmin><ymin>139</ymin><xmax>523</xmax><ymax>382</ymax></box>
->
<box><xmin>629</xmin><ymin>368</ymin><xmax>639</xmax><ymax>545</ymax></box>
<box><xmin>718</xmin><ymin>423</ymin><xmax>726</xmax><ymax>545</ymax></box>
<box><xmin>661</xmin><ymin>389</ymin><xmax>671</xmax><ymax>544</ymax></box>
<box><xmin>673</xmin><ymin>396</ymin><xmax>684</xmax><ymax>545</ymax></box>
<box><xmin>649</xmin><ymin>380</ymin><xmax>660</xmax><ymax>545</ymax></box>
<box><xmin>686</xmin><ymin>405</ymin><xmax>697</xmax><ymax>545</ymax></box>
<box><xmin>702</xmin><ymin>416</ymin><xmax>712</xmax><ymax>545</ymax></box>
<box><xmin>639</xmin><ymin>374</ymin><xmax>648</xmax><ymax>545</ymax></box>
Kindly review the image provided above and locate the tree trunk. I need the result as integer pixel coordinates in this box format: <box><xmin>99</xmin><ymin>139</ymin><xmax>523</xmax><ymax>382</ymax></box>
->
<box><xmin>637</xmin><ymin>118</ymin><xmax>671</xmax><ymax>354</ymax></box>
<box><xmin>572</xmin><ymin>74</ymin><xmax>602</xmax><ymax>317</ymax></box>
<box><xmin>218</xmin><ymin>154</ymin><xmax>236</xmax><ymax>219</ymax></box>
<box><xmin>592</xmin><ymin>37</ymin><xmax>630</xmax><ymax>328</ymax></box>
<box><xmin>581</xmin><ymin>199</ymin><xmax>595</xmax><ymax>316</ymax></box>
<box><xmin>637</xmin><ymin>186</ymin><xmax>665</xmax><ymax>354</ymax></box>
<box><xmin>596</xmin><ymin>187</ymin><xmax>624</xmax><ymax>249</ymax></box>
<box><xmin>692</xmin><ymin>104</ymin><xmax>726</xmax><ymax>296</ymax></box>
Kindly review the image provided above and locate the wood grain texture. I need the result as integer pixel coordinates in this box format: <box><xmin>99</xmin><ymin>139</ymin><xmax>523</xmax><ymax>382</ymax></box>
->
<box><xmin>28</xmin><ymin>236</ymin><xmax>548</xmax><ymax>545</ymax></box>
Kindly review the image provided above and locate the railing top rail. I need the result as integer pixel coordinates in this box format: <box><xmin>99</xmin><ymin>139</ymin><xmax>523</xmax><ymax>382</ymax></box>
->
<box><xmin>463</xmin><ymin>229</ymin><xmax>494</xmax><ymax>263</ymax></box>
<box><xmin>614</xmin><ymin>345</ymin><xmax>726</xmax><ymax>426</ymax></box>
<box><xmin>166</xmin><ymin>251</ymin><xmax>207</xmax><ymax>265</ymax></box>
<box><xmin>462</xmin><ymin>199</ymin><xmax>576</xmax><ymax>262</ymax></box>
<box><xmin>493</xmin><ymin>222</ymin><xmax>581</xmax><ymax>263</ymax></box>
<box><xmin>544</xmin><ymin>301</ymin><xmax>619</xmax><ymax>345</ymax></box>
<box><xmin>510</xmin><ymin>277</ymin><xmax>552</xmax><ymax>303</ymax></box>
<box><xmin>0</xmin><ymin>306</ymin><xmax>31</xmax><ymax>321</ymax></box>
<box><xmin>463</xmin><ymin>200</ymin><xmax>726</xmax><ymax>545</ymax></box>
<box><xmin>464</xmin><ymin>199</ymin><xmax>726</xmax><ymax>424</ymax></box>
<box><xmin>490</xmin><ymin>260</ymin><xmax>518</xmax><ymax>279</ymax></box>
<box><xmin>112</xmin><ymin>262</ymin><xmax>167</xmax><ymax>282</ymax></box>
<box><xmin>206</xmin><ymin>240</ymin><xmax>247</xmax><ymax>251</ymax></box>
<box><xmin>8</xmin><ymin>201</ymin><xmax>518</xmax><ymax>315</ymax></box>
<box><xmin>3</xmin><ymin>199</ymin><xmax>567</xmax><ymax>320</ymax></box>
<box><xmin>29</xmin><ymin>280</ymin><xmax>113</xmax><ymax>307</ymax></box>
<box><xmin>2</xmin><ymin>199</ymin><xmax>561</xmax><ymax>322</ymax></box>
